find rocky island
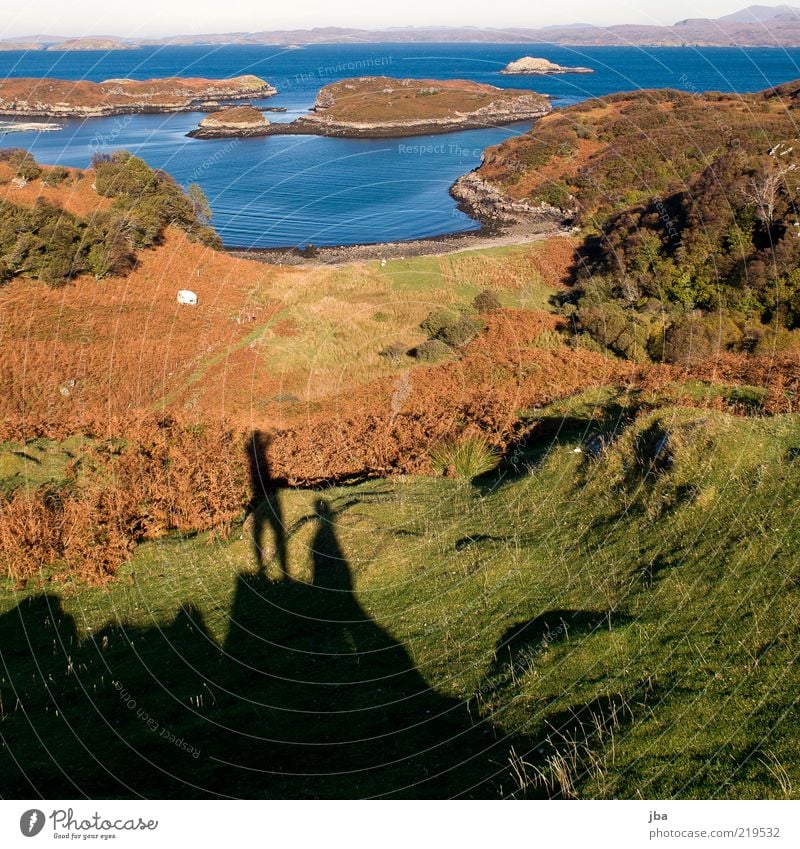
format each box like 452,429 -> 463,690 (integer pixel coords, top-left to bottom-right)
188,76 -> 550,139
0,120 -> 62,134
187,105 -> 272,138
501,57 -> 594,75
0,75 -> 277,119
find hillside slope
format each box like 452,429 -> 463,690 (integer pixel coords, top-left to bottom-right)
468,81 -> 800,362
1,393 -> 797,798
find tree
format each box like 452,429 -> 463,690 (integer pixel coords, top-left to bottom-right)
740,145 -> 797,226
187,183 -> 213,225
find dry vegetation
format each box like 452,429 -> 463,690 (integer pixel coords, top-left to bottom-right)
312,76 -> 549,123
4,139 -> 800,585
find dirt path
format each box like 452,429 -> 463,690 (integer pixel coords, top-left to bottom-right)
228,224 -> 573,267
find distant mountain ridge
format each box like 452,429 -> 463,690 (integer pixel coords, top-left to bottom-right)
716,3 -> 800,22
7,5 -> 800,50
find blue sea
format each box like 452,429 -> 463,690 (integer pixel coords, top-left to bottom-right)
1,43 -> 800,247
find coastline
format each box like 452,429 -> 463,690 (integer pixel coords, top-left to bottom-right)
188,111 -> 550,140
227,222 -> 573,267
0,97 -> 272,119
227,170 -> 573,265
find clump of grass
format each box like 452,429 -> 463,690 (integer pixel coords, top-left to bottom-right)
411,339 -> 451,363
429,435 -> 500,478
473,289 -> 502,313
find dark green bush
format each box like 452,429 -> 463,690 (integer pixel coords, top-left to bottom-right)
435,314 -> 485,348
92,151 -> 222,250
43,166 -> 70,187
577,300 -> 654,361
412,339 -> 451,362
532,180 -> 574,210
420,308 -> 460,336
0,148 -> 42,181
0,150 -> 220,285
473,289 -> 502,313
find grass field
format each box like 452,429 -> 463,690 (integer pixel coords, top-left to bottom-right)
1,391 -> 797,798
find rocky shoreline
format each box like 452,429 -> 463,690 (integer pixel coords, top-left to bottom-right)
187,105 -> 274,138
450,170 -> 571,229
228,168 -> 572,267
190,112 -> 549,139
0,120 -> 61,133
228,223 -> 571,266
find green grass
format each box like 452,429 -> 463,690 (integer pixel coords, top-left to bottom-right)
375,244 -> 554,309
1,397 -> 798,798
0,435 -> 92,497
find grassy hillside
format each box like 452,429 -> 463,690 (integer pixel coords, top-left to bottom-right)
475,83 -> 800,362
1,391 -> 797,798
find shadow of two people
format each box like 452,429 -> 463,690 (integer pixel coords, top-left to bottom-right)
0,431 -> 614,799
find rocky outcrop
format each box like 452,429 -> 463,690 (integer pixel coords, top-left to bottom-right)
189,77 -> 551,140
0,75 -> 277,119
187,105 -> 272,138
48,38 -> 134,51
501,56 -> 594,75
450,170 -> 571,230
0,120 -> 61,133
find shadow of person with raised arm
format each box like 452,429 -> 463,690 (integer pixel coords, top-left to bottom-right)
3,438 -> 588,800
245,430 -> 288,577
219,463 -> 534,797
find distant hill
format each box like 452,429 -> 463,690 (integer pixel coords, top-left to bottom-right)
717,3 -> 800,22
7,5 -> 800,48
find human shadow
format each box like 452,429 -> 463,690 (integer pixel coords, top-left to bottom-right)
245,430 -> 288,576
0,440 -> 635,799
220,489 -> 527,798
471,403 -> 633,495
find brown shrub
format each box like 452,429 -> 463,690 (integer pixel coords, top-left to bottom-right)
663,312 -> 743,365
473,289 -> 502,313
0,417 -> 250,584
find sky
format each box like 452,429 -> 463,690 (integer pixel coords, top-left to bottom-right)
0,0 -> 774,38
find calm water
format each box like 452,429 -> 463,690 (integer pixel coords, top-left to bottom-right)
2,43 -> 800,247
